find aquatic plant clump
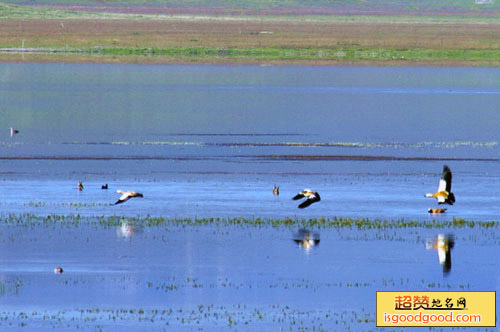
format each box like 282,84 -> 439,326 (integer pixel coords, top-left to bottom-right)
0,214 -> 498,230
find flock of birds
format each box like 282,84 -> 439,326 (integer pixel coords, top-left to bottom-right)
288,165 -> 456,274
9,128 -> 146,207
77,181 -> 145,206
10,127 -> 455,273
277,164 -> 455,211
10,126 -> 455,212
74,152 -> 458,271
77,164 -> 452,210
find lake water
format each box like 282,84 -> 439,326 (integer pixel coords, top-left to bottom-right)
0,64 -> 499,331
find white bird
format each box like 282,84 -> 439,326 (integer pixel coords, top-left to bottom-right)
114,190 -> 143,205
425,165 -> 455,205
10,127 -> 19,137
293,189 -> 321,209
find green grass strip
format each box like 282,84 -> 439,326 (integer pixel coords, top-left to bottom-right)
97,47 -> 500,62
1,214 -> 498,229
3,46 -> 500,64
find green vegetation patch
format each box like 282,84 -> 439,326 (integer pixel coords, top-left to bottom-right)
4,46 -> 500,64
0,3 -> 129,20
1,214 -> 498,230
94,47 -> 500,62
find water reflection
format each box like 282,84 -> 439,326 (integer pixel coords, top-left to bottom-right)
426,234 -> 455,276
293,228 -> 320,251
116,221 -> 143,239
428,208 -> 447,214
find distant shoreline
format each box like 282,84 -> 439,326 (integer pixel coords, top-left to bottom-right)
1,3 -> 500,66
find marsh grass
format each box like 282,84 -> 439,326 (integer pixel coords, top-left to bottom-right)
1,214 -> 498,230
0,305 -> 372,330
3,46 -> 500,65
96,46 -> 500,63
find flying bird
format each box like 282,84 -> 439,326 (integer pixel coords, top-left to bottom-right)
114,190 -> 143,205
293,228 -> 320,249
77,181 -> 84,191
293,189 -> 321,209
10,127 -> 19,137
426,234 -> 455,275
425,165 -> 455,205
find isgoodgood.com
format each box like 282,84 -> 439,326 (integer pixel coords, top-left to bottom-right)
384,311 -> 481,325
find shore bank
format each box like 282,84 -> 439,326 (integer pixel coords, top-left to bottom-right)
1,3 -> 500,65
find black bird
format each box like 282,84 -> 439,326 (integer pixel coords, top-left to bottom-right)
425,165 -> 455,205
101,184 -> 108,190
293,189 -> 321,209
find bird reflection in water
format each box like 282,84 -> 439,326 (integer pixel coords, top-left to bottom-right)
293,228 -> 320,251
116,220 -> 141,239
426,233 -> 455,276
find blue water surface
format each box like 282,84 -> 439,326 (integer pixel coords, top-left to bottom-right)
0,64 -> 499,331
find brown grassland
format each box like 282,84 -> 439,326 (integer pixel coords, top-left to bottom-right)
1,4 -> 500,65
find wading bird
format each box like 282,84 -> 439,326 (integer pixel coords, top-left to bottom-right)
273,185 -> 279,196
425,165 -> 455,205
293,189 -> 321,209
114,190 -> 143,205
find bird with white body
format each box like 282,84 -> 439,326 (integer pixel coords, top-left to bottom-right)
425,165 -> 455,205
293,189 -> 321,209
114,190 -> 144,205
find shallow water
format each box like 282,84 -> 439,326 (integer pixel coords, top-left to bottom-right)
1,64 -> 500,330
0,221 -> 498,331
